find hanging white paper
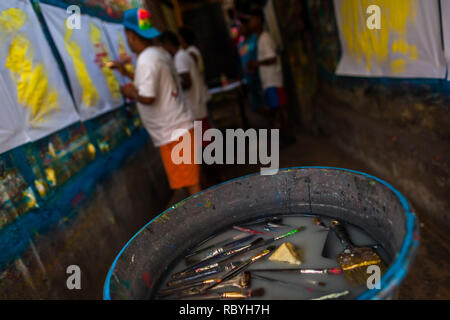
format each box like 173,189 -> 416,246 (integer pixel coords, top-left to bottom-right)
40,4 -> 124,120
441,0 -> 450,81
0,75 -> 28,154
102,21 -> 136,85
0,0 -> 80,152
333,0 -> 446,78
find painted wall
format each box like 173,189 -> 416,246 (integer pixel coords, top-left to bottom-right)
0,0 -> 173,299
274,0 -> 450,230
0,141 -> 171,299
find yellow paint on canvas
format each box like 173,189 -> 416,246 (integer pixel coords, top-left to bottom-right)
392,39 -> 418,60
340,0 -> 419,73
2,11 -> 60,124
118,32 -> 134,74
64,27 -> 99,107
5,36 -> 60,122
89,22 -> 120,100
390,59 -> 407,74
0,8 -> 26,32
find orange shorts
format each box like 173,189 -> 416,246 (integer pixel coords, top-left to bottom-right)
159,128 -> 200,190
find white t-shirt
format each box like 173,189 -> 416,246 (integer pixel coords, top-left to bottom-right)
134,47 -> 193,147
187,45 -> 211,104
175,49 -> 208,120
257,31 -> 283,89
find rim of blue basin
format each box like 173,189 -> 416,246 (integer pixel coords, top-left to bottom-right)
104,166 -> 419,300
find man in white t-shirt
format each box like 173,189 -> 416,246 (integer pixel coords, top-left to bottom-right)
178,28 -> 211,104
111,8 -> 201,196
247,9 -> 291,142
164,29 -> 213,150
161,31 -> 208,122
160,31 -> 223,186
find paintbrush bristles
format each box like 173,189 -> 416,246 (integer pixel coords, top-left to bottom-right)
159,271 -> 252,298
221,288 -> 264,299
240,271 -> 251,288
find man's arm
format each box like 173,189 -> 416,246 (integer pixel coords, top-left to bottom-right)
189,52 -> 199,66
121,83 -> 156,105
257,57 -> 277,66
247,56 -> 277,72
179,72 -> 192,90
175,52 -> 193,90
247,33 -> 278,71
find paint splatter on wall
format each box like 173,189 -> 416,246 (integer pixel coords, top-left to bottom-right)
0,154 -> 39,229
30,124 -> 96,189
89,21 -> 121,100
91,109 -> 130,154
333,0 -> 446,78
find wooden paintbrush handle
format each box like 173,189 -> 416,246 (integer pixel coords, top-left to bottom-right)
330,220 -> 354,249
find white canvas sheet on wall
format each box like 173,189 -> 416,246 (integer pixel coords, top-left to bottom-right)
40,3 -> 124,120
440,0 -> 450,81
0,0 -> 80,153
0,75 -> 28,154
102,21 -> 136,86
333,0 -> 446,78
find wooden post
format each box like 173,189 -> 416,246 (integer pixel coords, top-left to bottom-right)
172,0 -> 184,26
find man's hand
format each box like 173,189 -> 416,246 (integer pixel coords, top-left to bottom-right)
108,58 -> 134,79
108,60 -> 126,74
120,83 -> 138,100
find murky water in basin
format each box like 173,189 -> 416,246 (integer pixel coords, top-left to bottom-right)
156,214 -> 390,300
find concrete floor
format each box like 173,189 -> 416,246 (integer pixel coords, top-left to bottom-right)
168,129 -> 450,299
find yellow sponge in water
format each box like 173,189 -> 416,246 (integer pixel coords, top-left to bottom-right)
269,242 -> 302,265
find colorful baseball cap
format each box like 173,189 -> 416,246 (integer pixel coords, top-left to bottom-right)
123,8 -> 161,40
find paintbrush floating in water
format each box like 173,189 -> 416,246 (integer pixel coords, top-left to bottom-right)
158,271 -> 251,298
233,225 -> 269,235
185,234 -> 256,265
201,246 -> 276,293
263,222 -> 290,232
167,260 -> 242,286
251,273 -> 325,291
328,219 -> 386,285
179,288 -> 265,300
172,237 -> 264,279
249,267 -> 342,275
174,226 -> 304,279
184,233 -> 253,260
310,290 -> 349,300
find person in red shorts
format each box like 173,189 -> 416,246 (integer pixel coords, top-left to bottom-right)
160,31 -> 223,186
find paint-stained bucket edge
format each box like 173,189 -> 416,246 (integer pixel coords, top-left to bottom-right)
103,166 -> 419,300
